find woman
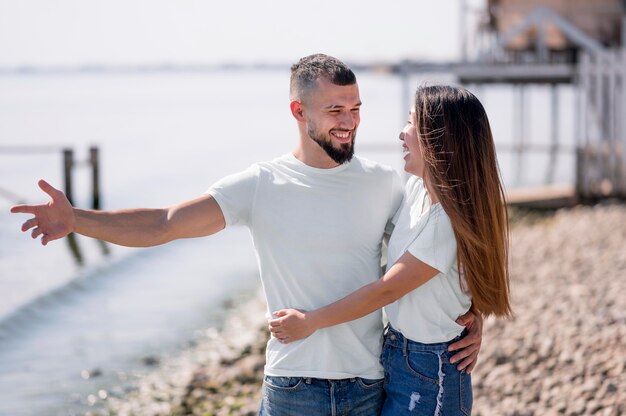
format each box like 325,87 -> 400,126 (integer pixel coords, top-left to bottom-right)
268,85 -> 511,415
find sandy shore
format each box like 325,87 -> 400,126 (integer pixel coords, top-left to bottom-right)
101,203 -> 626,416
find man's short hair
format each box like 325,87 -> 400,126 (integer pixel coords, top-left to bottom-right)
289,54 -> 356,103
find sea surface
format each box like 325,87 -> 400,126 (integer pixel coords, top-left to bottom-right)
0,69 -> 576,415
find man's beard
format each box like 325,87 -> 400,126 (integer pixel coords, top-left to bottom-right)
308,125 -> 355,165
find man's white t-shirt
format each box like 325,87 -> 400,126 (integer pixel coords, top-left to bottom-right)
207,153 -> 403,379
384,176 -> 472,343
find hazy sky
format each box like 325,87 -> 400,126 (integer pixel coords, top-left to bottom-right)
0,0 -> 481,66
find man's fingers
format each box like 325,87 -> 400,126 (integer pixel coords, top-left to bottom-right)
466,357 -> 478,374
456,351 -> 479,373
448,334 -> 478,351
456,313 -> 474,326
21,218 -> 38,232
11,180 -> 62,215
449,343 -> 479,364
31,227 -> 44,239
10,205 -> 38,215
38,179 -> 60,199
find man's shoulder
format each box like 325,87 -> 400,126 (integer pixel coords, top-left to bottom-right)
351,156 -> 396,176
253,153 -> 292,171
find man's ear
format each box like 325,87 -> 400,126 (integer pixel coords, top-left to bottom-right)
290,100 -> 305,121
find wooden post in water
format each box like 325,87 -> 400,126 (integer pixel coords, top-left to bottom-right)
89,146 -> 110,256
63,147 -> 83,263
90,146 -> 101,210
63,148 -> 74,205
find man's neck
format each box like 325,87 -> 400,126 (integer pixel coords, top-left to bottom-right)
292,144 -> 341,169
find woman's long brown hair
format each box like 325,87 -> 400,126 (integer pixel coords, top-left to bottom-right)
415,85 -> 511,317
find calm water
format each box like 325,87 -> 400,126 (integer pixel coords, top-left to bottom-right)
0,70 -> 576,415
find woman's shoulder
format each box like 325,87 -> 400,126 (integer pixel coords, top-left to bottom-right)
405,175 -> 424,192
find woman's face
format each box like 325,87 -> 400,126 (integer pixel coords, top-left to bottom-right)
399,109 -> 425,177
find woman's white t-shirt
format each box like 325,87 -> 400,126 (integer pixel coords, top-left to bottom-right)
384,176 -> 472,343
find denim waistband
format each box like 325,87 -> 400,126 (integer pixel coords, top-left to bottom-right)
265,376 -> 380,385
383,325 -> 464,353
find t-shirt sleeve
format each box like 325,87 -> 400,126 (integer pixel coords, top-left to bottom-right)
407,207 -> 457,274
205,164 -> 260,227
385,170 -> 406,236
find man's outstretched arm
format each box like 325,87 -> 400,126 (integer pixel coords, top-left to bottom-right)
10,179 -> 225,247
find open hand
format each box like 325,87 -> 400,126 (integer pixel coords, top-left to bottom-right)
10,179 -> 75,245
448,310 -> 483,374
268,309 -> 316,343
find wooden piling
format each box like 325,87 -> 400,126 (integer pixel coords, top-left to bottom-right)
90,146 -> 101,210
63,148 -> 74,205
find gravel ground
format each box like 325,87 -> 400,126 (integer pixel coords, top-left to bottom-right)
473,203 -> 625,415
100,203 -> 626,416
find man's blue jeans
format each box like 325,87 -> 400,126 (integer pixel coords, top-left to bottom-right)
259,375 -> 384,415
381,326 -> 473,415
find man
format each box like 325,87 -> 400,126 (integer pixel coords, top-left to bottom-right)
11,54 -> 481,415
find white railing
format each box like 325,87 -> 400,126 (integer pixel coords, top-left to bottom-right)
577,49 -> 626,198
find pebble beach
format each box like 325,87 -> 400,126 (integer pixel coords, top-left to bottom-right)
101,203 -> 626,416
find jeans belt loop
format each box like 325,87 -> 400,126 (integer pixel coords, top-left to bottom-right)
402,335 -> 408,357
304,377 -> 312,384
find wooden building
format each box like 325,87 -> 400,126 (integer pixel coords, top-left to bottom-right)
478,0 -> 625,65
479,0 -> 626,199
487,0 -> 625,51
395,1 -> 626,201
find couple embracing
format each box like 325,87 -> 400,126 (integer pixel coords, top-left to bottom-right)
12,54 -> 510,415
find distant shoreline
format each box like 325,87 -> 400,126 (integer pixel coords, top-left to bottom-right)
0,63 -> 292,76
0,60 -> 460,77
